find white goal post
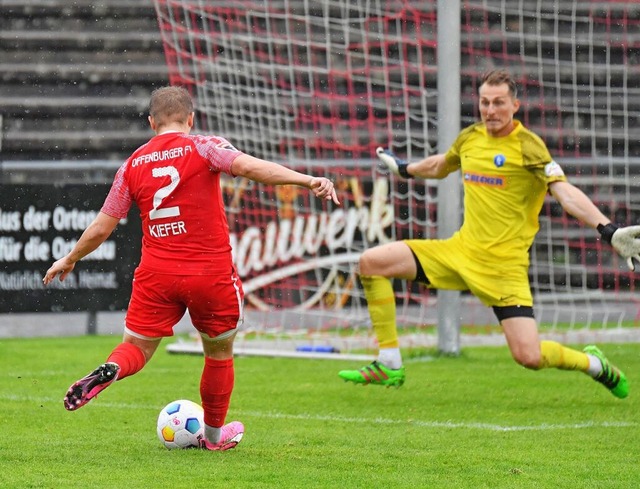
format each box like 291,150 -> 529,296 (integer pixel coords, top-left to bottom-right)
154,0 -> 640,358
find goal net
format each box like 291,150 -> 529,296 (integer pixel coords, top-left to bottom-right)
154,0 -> 640,357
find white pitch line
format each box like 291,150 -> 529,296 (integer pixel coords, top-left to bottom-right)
234,410 -> 636,432
4,394 -> 635,432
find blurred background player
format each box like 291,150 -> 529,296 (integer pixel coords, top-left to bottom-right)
43,86 -> 340,451
338,69 -> 638,399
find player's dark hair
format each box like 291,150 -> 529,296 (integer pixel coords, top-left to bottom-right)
480,69 -> 518,99
149,86 -> 194,126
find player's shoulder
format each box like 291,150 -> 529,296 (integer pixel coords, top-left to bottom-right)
514,122 -> 548,149
184,133 -> 240,153
460,121 -> 483,138
453,122 -> 483,146
513,122 -> 553,166
184,132 -> 229,145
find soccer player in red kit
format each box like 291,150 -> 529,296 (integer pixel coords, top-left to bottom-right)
43,86 -> 340,451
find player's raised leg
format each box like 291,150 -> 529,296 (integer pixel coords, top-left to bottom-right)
338,242 -> 415,387
64,363 -> 120,411
64,334 -> 156,410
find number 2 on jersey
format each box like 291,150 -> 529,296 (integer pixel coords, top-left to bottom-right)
149,166 -> 180,220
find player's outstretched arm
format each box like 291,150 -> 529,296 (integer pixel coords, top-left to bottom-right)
43,212 -> 120,284
550,181 -> 640,271
375,147 -> 455,179
230,154 -> 340,205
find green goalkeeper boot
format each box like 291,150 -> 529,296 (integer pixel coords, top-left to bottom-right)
338,361 -> 405,387
583,345 -> 629,399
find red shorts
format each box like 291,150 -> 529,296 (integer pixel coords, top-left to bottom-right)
125,267 -> 244,339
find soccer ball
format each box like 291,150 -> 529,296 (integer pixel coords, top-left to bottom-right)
157,399 -> 205,449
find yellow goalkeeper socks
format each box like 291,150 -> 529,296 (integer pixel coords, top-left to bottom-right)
360,275 -> 399,349
539,340 -> 589,372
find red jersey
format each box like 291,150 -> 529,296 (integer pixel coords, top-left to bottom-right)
101,131 -> 243,274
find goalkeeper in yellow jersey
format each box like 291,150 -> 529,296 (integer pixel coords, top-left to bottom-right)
339,69 -> 639,398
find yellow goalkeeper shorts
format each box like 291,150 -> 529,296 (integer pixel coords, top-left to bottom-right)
405,234 -> 533,308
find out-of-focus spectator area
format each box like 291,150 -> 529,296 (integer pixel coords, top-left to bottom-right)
1,1 -> 168,161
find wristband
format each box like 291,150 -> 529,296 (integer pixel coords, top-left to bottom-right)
397,164 -> 413,179
597,223 -> 618,245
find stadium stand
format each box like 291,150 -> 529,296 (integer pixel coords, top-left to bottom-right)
0,0 -> 169,161
1,1 -> 638,162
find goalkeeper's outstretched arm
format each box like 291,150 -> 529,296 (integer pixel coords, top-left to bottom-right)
550,180 -> 640,271
375,147 -> 457,179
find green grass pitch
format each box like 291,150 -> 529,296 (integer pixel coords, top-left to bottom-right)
2,335 -> 638,488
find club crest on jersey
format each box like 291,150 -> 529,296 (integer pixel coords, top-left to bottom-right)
493,154 -> 506,167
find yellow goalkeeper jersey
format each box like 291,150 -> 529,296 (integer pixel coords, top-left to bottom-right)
444,120 -> 567,267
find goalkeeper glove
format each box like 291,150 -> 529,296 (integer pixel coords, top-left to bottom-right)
376,147 -> 412,179
598,223 -> 640,271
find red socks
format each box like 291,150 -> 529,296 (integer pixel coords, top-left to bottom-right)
200,357 -> 235,428
106,342 -> 147,380
106,344 -> 234,428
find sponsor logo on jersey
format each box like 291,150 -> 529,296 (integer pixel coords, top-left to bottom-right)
216,141 -> 239,152
131,146 -> 191,167
463,171 -> 506,188
544,160 -> 565,177
494,154 -> 506,167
